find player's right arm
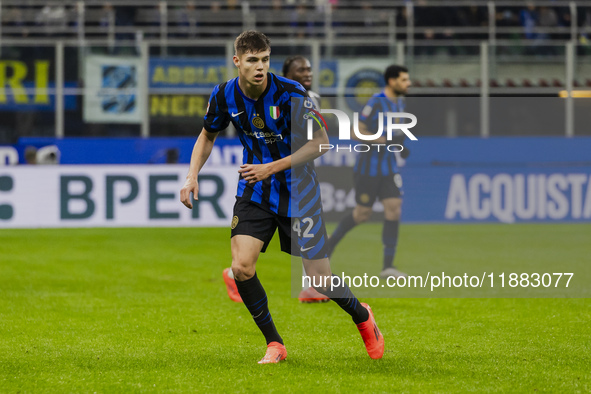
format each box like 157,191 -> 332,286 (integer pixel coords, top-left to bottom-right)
180,84 -> 229,209
180,128 -> 218,209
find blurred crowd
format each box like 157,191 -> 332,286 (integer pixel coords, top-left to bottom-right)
2,1 -> 590,44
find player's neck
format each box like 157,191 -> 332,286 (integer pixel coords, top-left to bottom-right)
384,86 -> 400,99
238,75 -> 268,100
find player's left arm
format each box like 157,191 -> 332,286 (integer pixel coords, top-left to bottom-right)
239,127 -> 327,184
391,134 -> 410,158
357,97 -> 410,158
354,96 -> 388,144
240,89 -> 327,184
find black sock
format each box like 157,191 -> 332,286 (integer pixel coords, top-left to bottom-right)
382,220 -> 399,270
235,273 -> 283,345
317,275 -> 369,324
327,212 -> 357,255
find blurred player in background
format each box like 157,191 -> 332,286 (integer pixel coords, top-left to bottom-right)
223,55 -> 329,304
181,31 -> 383,363
326,65 -> 411,279
282,55 -> 320,108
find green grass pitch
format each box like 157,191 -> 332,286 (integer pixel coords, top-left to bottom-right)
1,224 -> 590,392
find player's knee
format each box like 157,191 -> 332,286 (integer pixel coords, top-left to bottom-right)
384,200 -> 402,221
354,208 -> 371,223
231,260 -> 255,281
385,207 -> 401,221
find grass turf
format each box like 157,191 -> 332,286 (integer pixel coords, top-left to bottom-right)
1,225 -> 590,393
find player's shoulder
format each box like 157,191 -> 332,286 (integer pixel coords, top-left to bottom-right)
211,78 -> 236,97
208,78 -> 238,116
360,91 -> 385,117
372,91 -> 387,100
307,90 -> 321,108
308,90 -> 321,100
272,73 -> 308,97
364,91 -> 386,108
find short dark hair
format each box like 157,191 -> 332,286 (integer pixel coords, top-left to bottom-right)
384,65 -> 408,84
234,30 -> 271,56
282,55 -> 307,77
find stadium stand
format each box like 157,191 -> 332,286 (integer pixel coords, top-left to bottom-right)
0,1 -> 589,44
0,1 -> 589,142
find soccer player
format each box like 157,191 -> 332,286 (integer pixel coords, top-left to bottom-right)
223,55 -> 329,304
180,31 -> 383,364
326,65 -> 411,279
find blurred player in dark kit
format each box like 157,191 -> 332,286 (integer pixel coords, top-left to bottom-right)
327,65 -> 412,279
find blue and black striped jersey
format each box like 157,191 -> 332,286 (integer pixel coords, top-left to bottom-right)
354,91 -> 406,177
204,72 -> 322,218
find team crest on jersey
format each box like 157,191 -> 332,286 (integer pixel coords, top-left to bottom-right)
231,215 -> 239,229
252,116 -> 265,129
269,106 -> 280,119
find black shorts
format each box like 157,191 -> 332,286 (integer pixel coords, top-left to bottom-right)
230,197 -> 329,260
354,173 -> 403,207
